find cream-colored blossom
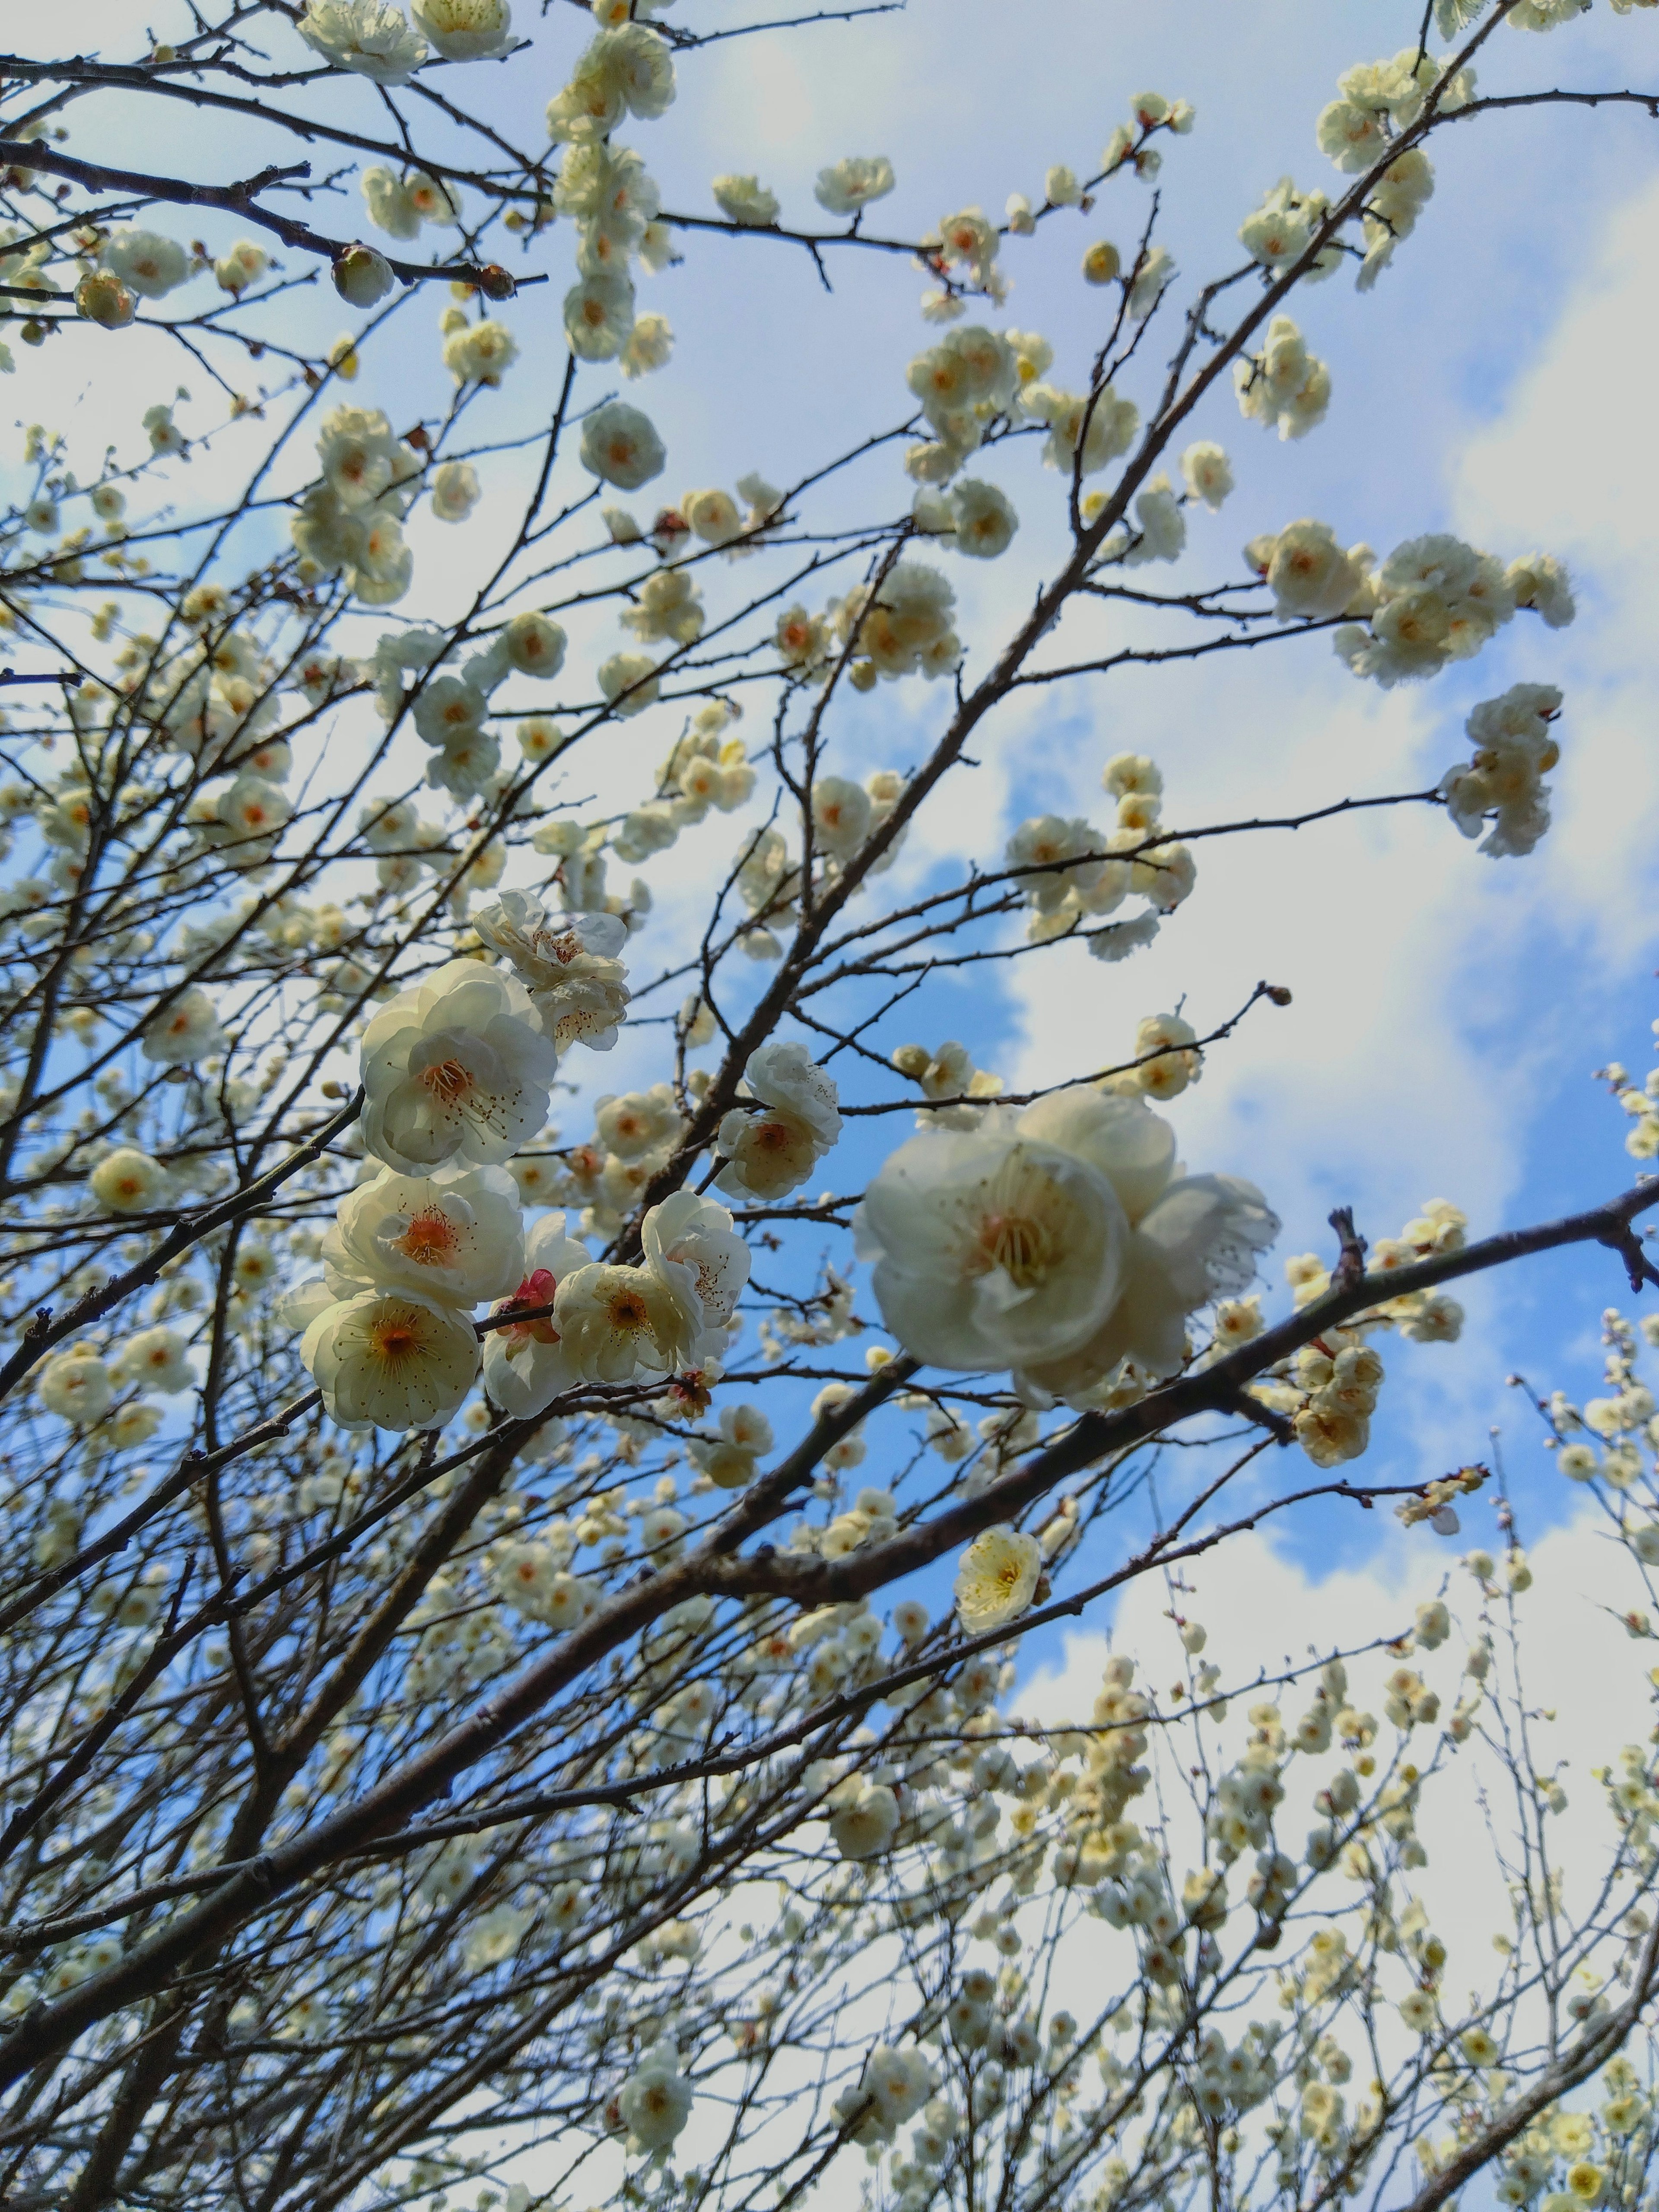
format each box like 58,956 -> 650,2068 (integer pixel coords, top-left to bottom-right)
360,960 -> 559,1173
300,1288 -> 479,1431
955,1525 -> 1042,1632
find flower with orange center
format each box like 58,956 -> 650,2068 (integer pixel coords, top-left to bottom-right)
141,985 -> 228,1066
554,1258 -> 700,1384
361,959 -> 558,1174
411,674 -> 487,749
90,1147 -> 168,1214
953,1524 -> 1041,1633
321,1161 -> 523,1309
714,1106 -> 820,1202
301,1287 -> 479,1431
577,398 -> 665,493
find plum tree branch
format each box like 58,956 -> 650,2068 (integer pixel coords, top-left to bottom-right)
4,1178 -> 1656,2079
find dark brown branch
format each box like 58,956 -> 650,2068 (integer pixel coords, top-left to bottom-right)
0,140 -> 530,293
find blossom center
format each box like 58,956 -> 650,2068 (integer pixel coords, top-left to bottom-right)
973,1209 -> 1054,1290
369,1316 -> 423,1367
394,1207 -> 462,1265
421,1056 -> 474,1108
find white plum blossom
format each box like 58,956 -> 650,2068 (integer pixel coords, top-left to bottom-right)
716,1042 -> 841,1201
837,561 -> 963,680
430,462 -> 480,521
318,1162 -> 525,1308
1023,382 -> 1139,477
110,1326 -> 196,1395
76,270 -> 137,328
1333,530 -> 1548,687
299,1288 -> 480,1431
830,1783 -> 901,1862
564,269 -> 636,360
333,244 -> 396,308
1127,243 -> 1176,318
810,776 -> 871,861
442,318 -> 519,387
473,892 -> 631,1053
38,1345 -> 114,1424
859,1090 -> 1275,1401
360,960 -> 559,1173
141,987 -> 228,1065
712,174 -> 779,226
101,229 -> 189,300
546,24 -> 676,143
298,0 -> 428,80
815,156 -> 895,215
1181,441 -> 1233,509
89,1148 -> 169,1213
617,2039 -> 693,2153
1014,1090 -> 1279,1403
642,1190 -> 750,1362
1247,519 -> 1372,621
1439,683 -> 1563,858
1507,551 -> 1576,628
855,1112 -> 1128,1373
687,1402 -> 773,1488
554,1259 -> 700,1381
597,651 -> 660,716
410,0 -> 512,60
954,1525 -> 1042,1632
948,479 -> 1019,559
1235,316 -> 1330,440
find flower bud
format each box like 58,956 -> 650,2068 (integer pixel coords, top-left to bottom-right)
76,270 -> 137,329
476,262 -> 516,301
332,243 -> 395,308
1082,240 -> 1121,286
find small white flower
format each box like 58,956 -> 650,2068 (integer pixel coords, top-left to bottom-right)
580,400 -> 666,491
855,1116 -> 1127,1373
954,1525 -> 1041,1633
715,1044 -> 840,1201
101,228 -> 190,300
411,0 -> 512,60
89,1147 -> 168,1214
332,243 -> 396,308
430,461 -> 480,521
597,651 -> 660,716
298,0 -> 428,82
110,1326 -> 194,1395
554,1260 -> 700,1382
617,2044 -> 693,2152
38,1344 -> 114,1424
712,173 -> 779,226
141,987 -> 227,1066
642,1189 -> 750,1361
830,1783 -> 900,1861
814,156 -> 895,216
